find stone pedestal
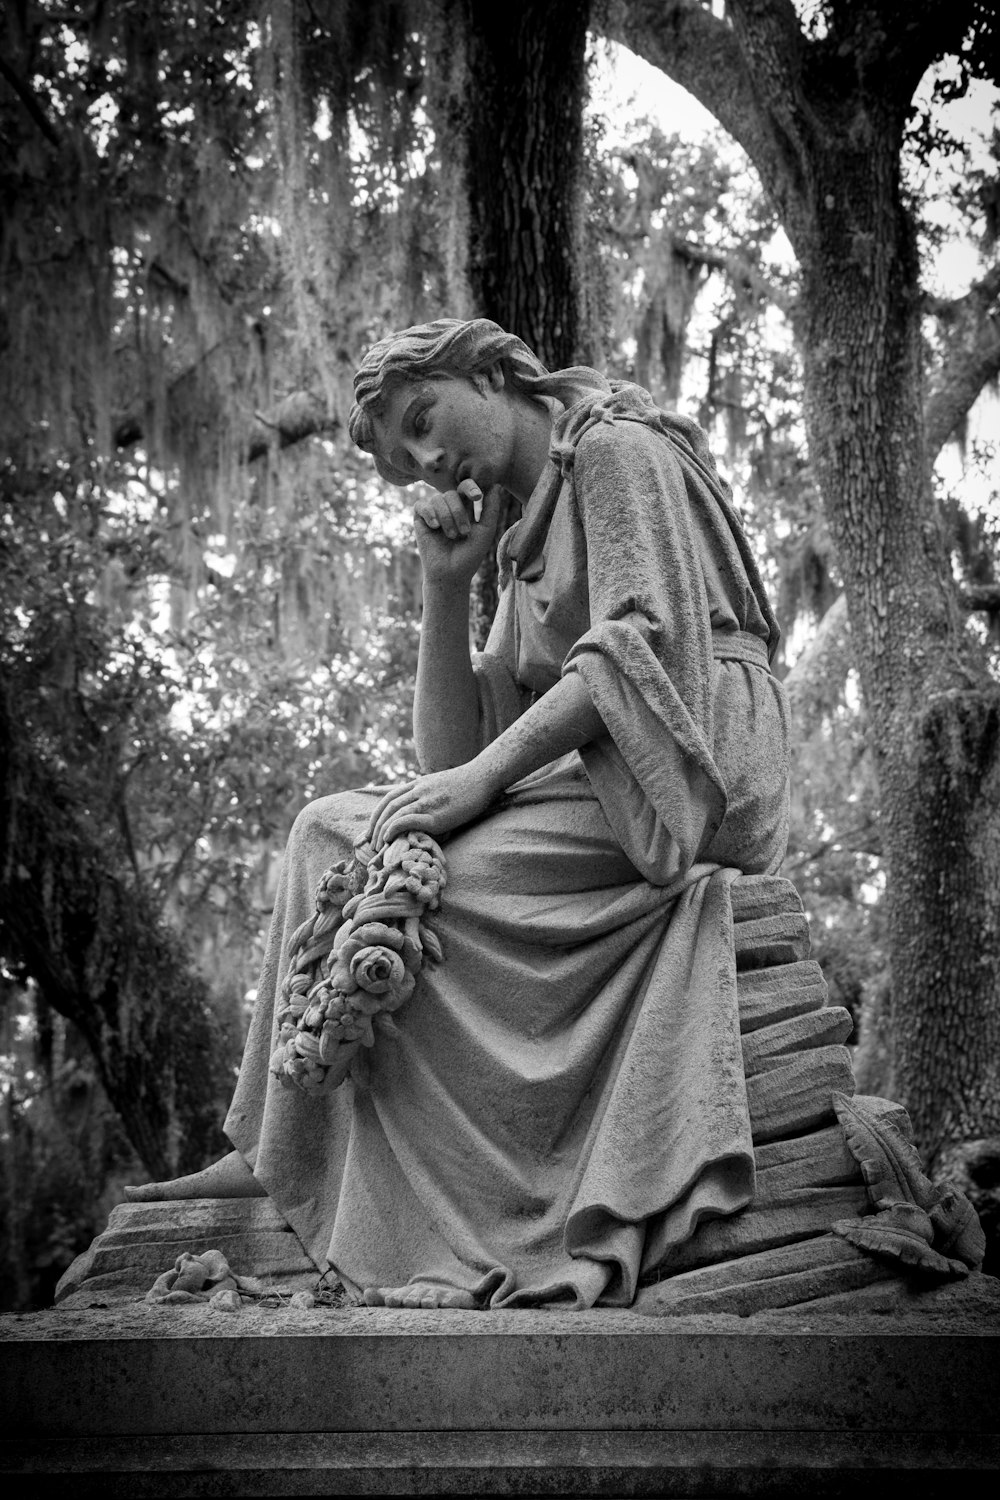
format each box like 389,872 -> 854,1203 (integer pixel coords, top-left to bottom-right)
2,1296 -> 999,1495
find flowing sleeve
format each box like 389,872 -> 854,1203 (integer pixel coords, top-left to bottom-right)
562,417 -> 729,884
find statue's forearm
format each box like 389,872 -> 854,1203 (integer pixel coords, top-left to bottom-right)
473,671 -> 605,798
413,577 -> 481,771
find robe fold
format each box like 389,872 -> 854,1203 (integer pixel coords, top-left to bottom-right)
225,381 -> 790,1307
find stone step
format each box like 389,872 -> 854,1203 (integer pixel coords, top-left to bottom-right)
752,1124 -> 863,1204
55,1198 -> 315,1308
730,874 -> 803,924
4,1422 -> 999,1496
656,1184 -> 872,1275
747,1045 -> 856,1142
3,1304 -> 997,1442
734,910 -> 812,970
637,1234 -> 897,1316
4,1423 -> 997,1496
737,959 -> 828,1031
85,1230 -> 314,1281
742,1006 -> 854,1075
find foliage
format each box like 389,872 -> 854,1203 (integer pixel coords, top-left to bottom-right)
0,972 -> 143,1312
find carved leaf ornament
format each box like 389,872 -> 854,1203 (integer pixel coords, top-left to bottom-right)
270,833 -> 447,1092
831,1093 -> 986,1277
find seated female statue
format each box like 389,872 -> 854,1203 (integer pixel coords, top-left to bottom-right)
127,318 -> 790,1310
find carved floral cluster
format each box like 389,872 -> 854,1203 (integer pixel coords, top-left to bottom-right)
269,833 -> 446,1094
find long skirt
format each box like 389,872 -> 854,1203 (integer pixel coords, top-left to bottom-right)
225,750 -> 782,1308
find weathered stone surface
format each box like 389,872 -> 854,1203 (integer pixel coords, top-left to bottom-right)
55,1199 -> 316,1309
753,1125 -> 863,1205
734,910 -> 812,969
655,1184 -> 872,1275
747,1045 -> 856,1142
729,873 -> 803,924
742,1006 -> 854,1074
737,959 -> 828,1031
5,1284 -> 998,1491
830,1093 -> 986,1276
853,1092 -> 913,1140
4,1426 -> 999,1497
772,1269 -> 1000,1321
637,1233 -> 897,1316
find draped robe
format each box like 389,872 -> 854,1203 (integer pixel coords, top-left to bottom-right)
226,382 -> 790,1308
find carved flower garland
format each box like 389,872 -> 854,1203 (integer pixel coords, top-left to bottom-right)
269,832 -> 446,1094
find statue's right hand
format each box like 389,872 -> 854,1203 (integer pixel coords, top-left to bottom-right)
414,481 -> 504,584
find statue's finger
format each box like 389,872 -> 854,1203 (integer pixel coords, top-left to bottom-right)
366,784 -> 418,844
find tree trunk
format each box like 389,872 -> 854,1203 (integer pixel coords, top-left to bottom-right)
446,0 -> 594,640
459,0 -> 592,367
791,102 -> 1000,1163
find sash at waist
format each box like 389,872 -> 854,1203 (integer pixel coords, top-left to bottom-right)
711,630 -> 770,669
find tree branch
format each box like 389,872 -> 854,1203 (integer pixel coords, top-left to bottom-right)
246,392 -> 337,462
783,591 -> 852,726
924,264 -> 1000,460
114,390 -> 336,460
607,1 -> 795,217
849,0 -> 983,105
671,236 -> 796,313
960,583 -> 1000,614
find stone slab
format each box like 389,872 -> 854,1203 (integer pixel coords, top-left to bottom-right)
747,1046 -> 856,1142
753,1125 -> 862,1204
730,874 -> 803,924
735,911 -> 812,969
742,1007 -> 854,1075
3,1428 -> 999,1496
658,1185 -> 872,1274
55,1198 -> 316,1308
2,1306 -> 998,1436
737,960 -> 828,1031
637,1235 -> 898,1316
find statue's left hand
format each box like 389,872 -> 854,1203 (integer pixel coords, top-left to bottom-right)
366,763 -> 499,849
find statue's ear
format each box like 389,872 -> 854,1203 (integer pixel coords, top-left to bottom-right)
472,364 -> 504,395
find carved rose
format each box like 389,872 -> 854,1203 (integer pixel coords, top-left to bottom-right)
350,944 -> 406,994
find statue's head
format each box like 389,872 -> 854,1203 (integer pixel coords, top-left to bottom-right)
349,318 -> 549,484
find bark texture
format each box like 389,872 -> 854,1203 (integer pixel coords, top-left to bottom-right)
442,0 -> 594,640
459,0 -> 592,368
613,0 -> 1000,1159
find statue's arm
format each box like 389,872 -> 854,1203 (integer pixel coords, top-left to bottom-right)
413,572 -> 482,771
473,671 -> 605,795
367,669 -> 607,850
412,484 -> 509,772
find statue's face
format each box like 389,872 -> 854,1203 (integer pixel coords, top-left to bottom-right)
370,371 -> 516,495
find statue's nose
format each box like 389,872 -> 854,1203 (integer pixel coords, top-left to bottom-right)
413,442 -> 445,477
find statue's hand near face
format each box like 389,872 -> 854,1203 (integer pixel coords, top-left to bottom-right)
414,479 -> 505,588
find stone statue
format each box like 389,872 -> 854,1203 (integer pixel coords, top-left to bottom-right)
106,319 -> 981,1314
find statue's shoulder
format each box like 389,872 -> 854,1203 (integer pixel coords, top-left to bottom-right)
565,389 -> 682,486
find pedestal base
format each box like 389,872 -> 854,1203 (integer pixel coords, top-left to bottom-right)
2,1292 -> 998,1496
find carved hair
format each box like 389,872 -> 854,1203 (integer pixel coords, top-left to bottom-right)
348,317 -> 604,484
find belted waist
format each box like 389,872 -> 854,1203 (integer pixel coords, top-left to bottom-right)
711,629 -> 770,669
